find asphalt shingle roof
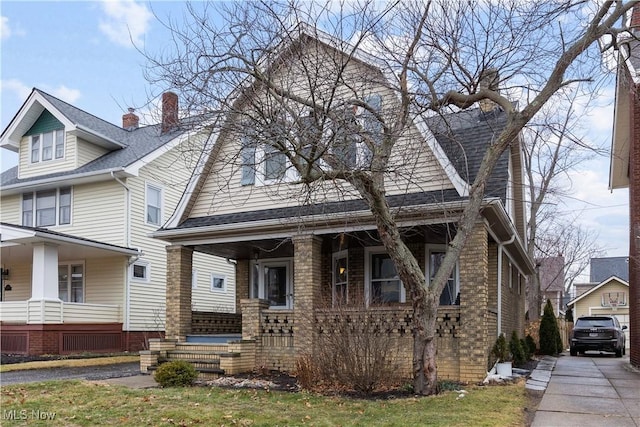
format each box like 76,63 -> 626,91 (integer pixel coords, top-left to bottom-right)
1,89 -> 186,187
173,106 -> 511,230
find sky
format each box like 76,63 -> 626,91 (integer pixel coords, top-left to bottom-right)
0,1 -> 631,273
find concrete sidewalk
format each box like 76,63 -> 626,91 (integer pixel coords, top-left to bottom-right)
531,353 -> 640,427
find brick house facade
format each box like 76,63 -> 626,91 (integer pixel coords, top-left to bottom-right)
144,28 -> 534,383
610,5 -> 640,368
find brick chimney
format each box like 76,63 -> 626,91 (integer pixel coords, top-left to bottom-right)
631,3 -> 640,30
122,108 -> 139,131
479,68 -> 500,113
161,92 -> 179,133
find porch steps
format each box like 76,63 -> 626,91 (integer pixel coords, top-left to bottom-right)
155,342 -> 235,380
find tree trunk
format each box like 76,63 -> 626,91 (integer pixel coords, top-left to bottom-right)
412,293 -> 438,395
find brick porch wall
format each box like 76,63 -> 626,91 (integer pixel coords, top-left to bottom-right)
292,235 -> 323,355
629,71 -> 640,367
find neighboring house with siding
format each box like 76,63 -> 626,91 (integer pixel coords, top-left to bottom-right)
538,256 -> 565,316
609,4 -> 640,367
0,89 -> 235,355
141,28 -> 535,383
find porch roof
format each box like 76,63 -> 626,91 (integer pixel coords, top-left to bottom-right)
0,222 -> 141,261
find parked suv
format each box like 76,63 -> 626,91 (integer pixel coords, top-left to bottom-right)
570,315 -> 627,357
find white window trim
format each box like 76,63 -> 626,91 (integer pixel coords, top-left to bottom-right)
29,129 -> 65,164
425,244 -> 460,305
58,261 -> 85,303
130,260 -> 151,283
211,273 -> 227,292
364,246 -> 405,306
21,187 -> 73,228
192,269 -> 198,289
249,258 -> 293,309
253,145 -> 298,186
145,182 -> 164,226
332,250 -> 348,306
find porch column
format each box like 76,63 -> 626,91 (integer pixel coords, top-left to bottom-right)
235,259 -> 250,314
30,242 -> 59,301
165,245 -> 193,341
458,222 -> 489,382
292,234 -> 323,356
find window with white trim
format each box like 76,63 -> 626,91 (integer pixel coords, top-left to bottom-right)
146,183 -> 162,226
426,245 -> 460,306
366,248 -> 404,304
332,251 -> 348,305
131,261 -> 150,282
58,263 -> 84,303
30,129 -> 65,163
211,274 -> 227,292
22,187 -> 72,227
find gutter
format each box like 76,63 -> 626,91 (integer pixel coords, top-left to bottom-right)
497,233 -> 516,337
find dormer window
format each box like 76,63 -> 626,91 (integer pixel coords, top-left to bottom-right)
30,129 -> 65,163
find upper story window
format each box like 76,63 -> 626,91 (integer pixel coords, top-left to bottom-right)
146,183 -> 163,226
22,187 -> 72,227
30,129 -> 65,163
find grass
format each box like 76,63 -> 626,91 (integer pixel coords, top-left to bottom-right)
0,379 -> 527,426
0,355 -> 139,373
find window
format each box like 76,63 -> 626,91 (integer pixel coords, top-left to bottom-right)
427,246 -> 460,306
211,274 -> 227,292
367,249 -> 404,304
22,188 -> 72,227
146,184 -> 162,225
30,129 -> 65,163
250,260 -> 293,309
58,263 -> 84,303
264,144 -> 287,181
332,251 -> 348,305
131,261 -> 150,282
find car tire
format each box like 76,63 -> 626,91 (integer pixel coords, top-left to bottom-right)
615,348 -> 623,358
570,347 -> 577,356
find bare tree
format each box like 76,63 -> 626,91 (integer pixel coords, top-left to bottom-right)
144,0 -> 635,395
522,89 -> 607,319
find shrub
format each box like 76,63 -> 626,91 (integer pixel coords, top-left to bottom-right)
154,360 -> 198,387
520,338 -> 531,362
525,334 -> 537,356
491,333 -> 510,363
509,331 -> 526,367
539,299 -> 562,355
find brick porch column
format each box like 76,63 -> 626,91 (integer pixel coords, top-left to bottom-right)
458,222 -> 489,382
165,245 -> 193,341
292,234 -> 323,356
235,259 -> 250,314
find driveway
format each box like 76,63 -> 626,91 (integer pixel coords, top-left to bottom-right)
532,353 -> 640,427
0,362 -> 140,385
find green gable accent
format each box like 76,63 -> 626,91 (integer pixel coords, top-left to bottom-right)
24,110 -> 64,136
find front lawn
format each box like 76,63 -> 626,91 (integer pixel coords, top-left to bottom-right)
1,380 -> 526,426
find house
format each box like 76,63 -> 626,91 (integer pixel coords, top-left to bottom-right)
590,256 -> 629,283
140,28 -> 535,383
0,89 -> 236,355
609,4 -> 640,367
567,276 -> 631,350
538,256 -> 565,316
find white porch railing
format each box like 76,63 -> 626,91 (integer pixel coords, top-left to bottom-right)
0,301 -> 121,324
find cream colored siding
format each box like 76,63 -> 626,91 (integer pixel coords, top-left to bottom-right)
191,252 -> 237,312
189,45 -> 453,219
76,137 -> 110,168
62,180 -> 127,246
0,263 -> 32,301
18,133 -> 77,179
127,139 -> 236,330
0,194 -> 21,224
573,281 -> 630,318
84,257 -> 126,308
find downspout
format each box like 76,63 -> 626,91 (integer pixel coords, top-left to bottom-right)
497,234 -> 516,337
111,171 -> 133,331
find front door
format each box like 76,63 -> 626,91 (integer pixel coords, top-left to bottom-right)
251,260 -> 293,309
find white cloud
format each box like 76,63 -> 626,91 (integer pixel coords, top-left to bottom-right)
1,78 -> 32,100
98,0 -> 153,48
48,85 -> 82,104
1,16 -> 11,40
1,79 -> 81,105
